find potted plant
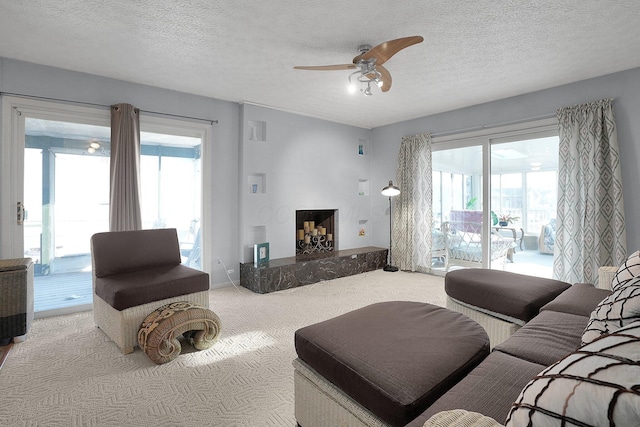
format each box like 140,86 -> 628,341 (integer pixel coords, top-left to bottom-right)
498,213 -> 519,227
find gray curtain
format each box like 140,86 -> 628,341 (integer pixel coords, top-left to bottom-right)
392,132 -> 433,272
109,103 -> 142,231
554,98 -> 626,283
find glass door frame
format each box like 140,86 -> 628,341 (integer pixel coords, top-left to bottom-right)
1,96 -> 111,259
431,118 -> 558,269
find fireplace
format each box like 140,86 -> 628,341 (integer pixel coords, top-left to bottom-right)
295,209 -> 337,257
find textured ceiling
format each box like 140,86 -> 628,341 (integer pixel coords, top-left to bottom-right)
1,1 -> 640,129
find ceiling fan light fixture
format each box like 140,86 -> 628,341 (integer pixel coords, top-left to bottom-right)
347,74 -> 358,94
294,36 -> 423,97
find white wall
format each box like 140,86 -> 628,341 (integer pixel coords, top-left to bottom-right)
239,103 -> 373,261
371,67 -> 640,252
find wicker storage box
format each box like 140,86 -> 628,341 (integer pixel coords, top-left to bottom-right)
0,258 -> 34,342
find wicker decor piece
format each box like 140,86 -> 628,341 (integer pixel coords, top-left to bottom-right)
0,258 -> 34,343
293,358 -> 391,427
446,297 -> 522,348
93,290 -> 209,354
138,301 -> 221,364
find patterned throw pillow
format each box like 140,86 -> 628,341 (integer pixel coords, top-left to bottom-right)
611,250 -> 640,291
506,321 -> 640,427
582,275 -> 640,344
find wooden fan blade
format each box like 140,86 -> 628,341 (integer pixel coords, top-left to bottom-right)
366,65 -> 392,92
293,64 -> 356,71
377,65 -> 392,92
359,35 -> 423,66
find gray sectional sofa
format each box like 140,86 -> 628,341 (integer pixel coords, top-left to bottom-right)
407,281 -> 610,426
414,254 -> 640,426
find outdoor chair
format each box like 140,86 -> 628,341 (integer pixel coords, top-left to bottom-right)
443,210 -> 515,271
539,219 -> 556,254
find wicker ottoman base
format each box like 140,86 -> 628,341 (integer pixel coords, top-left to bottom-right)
137,302 -> 222,364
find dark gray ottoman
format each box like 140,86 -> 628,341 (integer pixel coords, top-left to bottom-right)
444,269 -> 571,347
294,301 -> 490,427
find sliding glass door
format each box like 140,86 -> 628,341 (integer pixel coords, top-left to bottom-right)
432,145 -> 484,270
139,130 -> 203,269
23,117 -> 111,315
431,120 -> 559,277
490,136 -> 559,277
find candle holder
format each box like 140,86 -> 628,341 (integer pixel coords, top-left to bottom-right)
296,232 -> 333,255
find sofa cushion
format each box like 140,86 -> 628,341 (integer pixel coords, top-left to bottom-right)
445,269 -> 571,323
611,249 -> 640,290
506,320 -> 640,427
493,310 -> 588,366
406,351 -> 546,427
582,275 -> 640,344
94,264 -> 210,310
540,283 -> 611,317
294,302 -> 489,427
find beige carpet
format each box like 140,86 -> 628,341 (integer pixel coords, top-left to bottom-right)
0,270 -> 445,426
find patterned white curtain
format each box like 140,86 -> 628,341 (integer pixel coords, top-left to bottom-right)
554,98 -> 626,283
109,103 -> 142,231
392,132 -> 432,272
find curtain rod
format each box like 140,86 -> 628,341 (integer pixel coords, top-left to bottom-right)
429,112 -> 556,138
0,91 -> 219,124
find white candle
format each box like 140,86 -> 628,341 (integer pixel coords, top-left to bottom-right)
327,233 -> 333,241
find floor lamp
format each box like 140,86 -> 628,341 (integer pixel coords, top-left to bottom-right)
381,180 -> 400,272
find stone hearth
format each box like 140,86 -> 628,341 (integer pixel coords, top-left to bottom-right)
240,247 -> 387,294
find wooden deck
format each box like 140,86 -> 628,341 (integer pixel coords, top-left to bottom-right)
34,271 -> 93,318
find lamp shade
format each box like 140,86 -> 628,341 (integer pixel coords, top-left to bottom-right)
381,180 -> 400,197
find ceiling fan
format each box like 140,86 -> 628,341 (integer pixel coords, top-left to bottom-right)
294,35 -> 424,96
